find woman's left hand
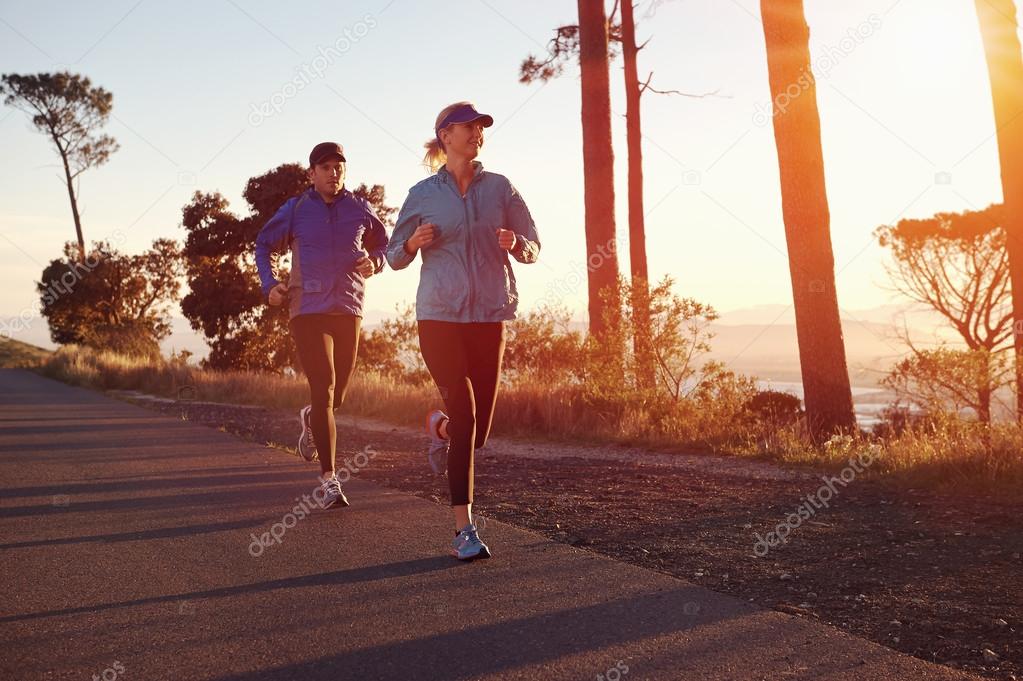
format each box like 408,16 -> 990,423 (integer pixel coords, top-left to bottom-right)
355,252 -> 375,278
496,228 -> 517,251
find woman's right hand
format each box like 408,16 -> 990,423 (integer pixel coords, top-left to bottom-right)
404,222 -> 437,254
268,282 -> 288,306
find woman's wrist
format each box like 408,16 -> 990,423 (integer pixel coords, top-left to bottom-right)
403,238 -> 416,255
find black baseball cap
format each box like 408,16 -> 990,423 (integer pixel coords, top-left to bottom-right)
435,103 -> 494,136
309,142 -> 346,166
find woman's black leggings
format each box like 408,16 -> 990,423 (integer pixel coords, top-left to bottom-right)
290,314 -> 361,476
418,320 -> 506,507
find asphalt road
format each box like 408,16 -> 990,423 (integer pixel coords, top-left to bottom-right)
0,369 -> 980,680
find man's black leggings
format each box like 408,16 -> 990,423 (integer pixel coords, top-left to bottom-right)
417,320 -> 506,507
290,314 -> 361,476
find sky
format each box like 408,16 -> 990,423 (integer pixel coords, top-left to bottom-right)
1,0 -> 1020,351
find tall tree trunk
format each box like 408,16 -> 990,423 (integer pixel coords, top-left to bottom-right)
973,0 -> 1023,422
760,0 -> 856,440
577,0 -> 621,341
58,150 -> 86,262
620,0 -> 654,387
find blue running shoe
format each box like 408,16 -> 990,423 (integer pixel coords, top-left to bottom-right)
426,409 -> 449,476
297,405 -> 318,462
451,523 -> 491,561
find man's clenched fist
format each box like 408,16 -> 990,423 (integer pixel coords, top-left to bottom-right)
268,282 -> 288,306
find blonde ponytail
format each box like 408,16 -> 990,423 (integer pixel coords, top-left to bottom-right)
424,100 -> 475,172
423,137 -> 446,172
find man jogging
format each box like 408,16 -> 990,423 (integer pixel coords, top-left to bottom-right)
255,142 -> 389,509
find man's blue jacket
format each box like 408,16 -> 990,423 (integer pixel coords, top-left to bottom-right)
255,187 -> 389,319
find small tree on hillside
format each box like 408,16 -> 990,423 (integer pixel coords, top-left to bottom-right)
1,72 -> 119,261
37,239 -> 183,357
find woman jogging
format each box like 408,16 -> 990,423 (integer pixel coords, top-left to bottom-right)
386,102 -> 540,560
256,141 -> 389,509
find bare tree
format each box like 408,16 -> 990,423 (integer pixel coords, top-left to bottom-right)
760,0 -> 855,439
876,204 -> 1014,422
1,72 -> 119,261
876,205 -> 1013,353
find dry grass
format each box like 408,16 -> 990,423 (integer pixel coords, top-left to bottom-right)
0,338 -> 51,368
744,419 -> 1023,497
35,346 -> 1023,500
871,419 -> 1023,493
37,344 -> 435,415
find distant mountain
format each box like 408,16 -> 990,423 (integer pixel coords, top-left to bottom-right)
716,302 -> 955,334
709,303 -> 964,387
707,320 -> 908,388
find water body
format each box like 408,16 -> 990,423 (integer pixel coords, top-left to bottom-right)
756,380 -> 894,429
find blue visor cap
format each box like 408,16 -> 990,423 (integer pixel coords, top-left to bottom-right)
436,104 -> 494,136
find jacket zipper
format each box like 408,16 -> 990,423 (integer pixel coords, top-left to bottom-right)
463,191 -> 474,322
445,172 -> 482,323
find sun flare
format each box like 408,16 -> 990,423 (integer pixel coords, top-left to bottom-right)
893,3 -> 987,88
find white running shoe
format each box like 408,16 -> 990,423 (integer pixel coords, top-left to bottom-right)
298,405 -> 318,462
